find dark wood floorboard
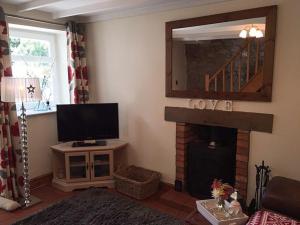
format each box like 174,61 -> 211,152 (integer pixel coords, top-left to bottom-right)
0,184 -> 196,225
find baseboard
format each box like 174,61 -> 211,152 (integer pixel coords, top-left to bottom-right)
29,175 -> 173,191
160,181 -> 174,188
30,173 -> 53,190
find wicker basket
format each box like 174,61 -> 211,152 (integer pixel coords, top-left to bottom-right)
114,165 -> 161,200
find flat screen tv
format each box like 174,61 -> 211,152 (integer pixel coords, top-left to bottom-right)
56,103 -> 119,142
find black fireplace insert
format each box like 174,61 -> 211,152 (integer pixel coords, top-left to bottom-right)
186,126 -> 237,198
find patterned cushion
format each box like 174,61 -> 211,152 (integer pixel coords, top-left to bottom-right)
0,196 -> 21,211
247,210 -> 300,225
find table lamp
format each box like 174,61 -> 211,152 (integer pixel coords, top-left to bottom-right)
1,77 -> 42,207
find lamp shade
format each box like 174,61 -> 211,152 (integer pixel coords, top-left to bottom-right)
255,29 -> 264,38
1,77 -> 42,103
239,29 -> 247,38
249,27 -> 257,37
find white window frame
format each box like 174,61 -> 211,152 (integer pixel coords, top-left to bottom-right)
8,25 -> 69,116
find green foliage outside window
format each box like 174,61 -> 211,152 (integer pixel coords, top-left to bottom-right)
9,36 -> 54,111
9,37 -> 50,57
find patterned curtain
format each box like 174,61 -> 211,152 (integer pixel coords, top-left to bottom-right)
0,7 -> 23,201
66,21 -> 89,104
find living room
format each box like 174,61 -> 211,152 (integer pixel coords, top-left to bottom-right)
0,0 -> 299,224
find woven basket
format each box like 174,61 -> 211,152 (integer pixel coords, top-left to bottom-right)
114,165 -> 161,200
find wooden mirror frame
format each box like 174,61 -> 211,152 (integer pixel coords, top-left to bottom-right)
165,6 -> 277,101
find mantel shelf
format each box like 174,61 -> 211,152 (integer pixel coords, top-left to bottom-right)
165,107 -> 273,133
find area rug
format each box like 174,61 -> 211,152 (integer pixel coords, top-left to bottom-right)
13,188 -> 183,225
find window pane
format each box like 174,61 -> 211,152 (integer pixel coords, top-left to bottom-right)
10,37 -> 51,57
8,26 -> 69,114
11,59 -> 54,110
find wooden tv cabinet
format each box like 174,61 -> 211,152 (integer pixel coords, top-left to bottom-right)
51,140 -> 127,192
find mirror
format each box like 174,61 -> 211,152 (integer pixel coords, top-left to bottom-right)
166,6 -> 277,101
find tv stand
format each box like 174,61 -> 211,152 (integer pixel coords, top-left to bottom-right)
72,140 -> 107,147
51,140 -> 128,192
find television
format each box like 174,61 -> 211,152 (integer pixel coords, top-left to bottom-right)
56,103 -> 119,143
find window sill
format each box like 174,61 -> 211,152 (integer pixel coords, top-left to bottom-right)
18,108 -> 57,117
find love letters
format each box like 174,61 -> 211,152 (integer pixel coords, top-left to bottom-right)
188,99 -> 233,111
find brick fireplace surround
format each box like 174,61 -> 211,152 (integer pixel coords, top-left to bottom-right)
175,122 -> 250,200
165,106 -> 273,200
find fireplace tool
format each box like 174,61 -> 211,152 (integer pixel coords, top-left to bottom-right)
254,160 -> 271,211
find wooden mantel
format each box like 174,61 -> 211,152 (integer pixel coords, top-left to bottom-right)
165,107 -> 273,133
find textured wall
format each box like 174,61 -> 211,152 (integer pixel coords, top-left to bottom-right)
172,38 -> 264,92
86,0 -> 300,202
185,39 -> 245,90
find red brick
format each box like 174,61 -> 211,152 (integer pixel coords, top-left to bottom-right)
236,154 -> 249,162
176,160 -> 185,168
235,175 -> 248,183
176,154 -> 185,162
236,161 -> 248,169
176,150 -> 186,157
176,123 -> 186,127
237,131 -> 250,141
176,124 -> 191,132
176,130 -> 195,138
176,143 -> 186,150
237,139 -> 250,149
237,130 -> 250,135
235,181 -> 247,191
236,167 -> 248,177
236,146 -> 249,156
176,172 -> 184,180
176,138 -> 187,144
176,166 -> 185,173
177,137 -> 195,144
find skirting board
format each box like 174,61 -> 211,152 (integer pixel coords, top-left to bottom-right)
30,173 -> 53,190
31,173 -> 173,191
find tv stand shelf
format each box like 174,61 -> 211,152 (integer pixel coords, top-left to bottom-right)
51,140 -> 127,192
72,140 -> 107,147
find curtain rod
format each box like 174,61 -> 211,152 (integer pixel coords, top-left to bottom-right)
6,13 -> 65,26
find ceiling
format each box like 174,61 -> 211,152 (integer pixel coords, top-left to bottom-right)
0,0 -> 234,21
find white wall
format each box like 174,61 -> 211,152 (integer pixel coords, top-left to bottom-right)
27,113 -> 58,178
86,0 -> 300,201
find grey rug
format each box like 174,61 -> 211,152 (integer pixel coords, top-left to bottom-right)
13,188 -> 183,225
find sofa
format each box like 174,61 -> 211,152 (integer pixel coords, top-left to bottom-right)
247,176 -> 300,224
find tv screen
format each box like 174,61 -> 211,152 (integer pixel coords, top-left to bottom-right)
56,103 -> 119,142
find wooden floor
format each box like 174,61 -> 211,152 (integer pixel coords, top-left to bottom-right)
0,184 -> 196,225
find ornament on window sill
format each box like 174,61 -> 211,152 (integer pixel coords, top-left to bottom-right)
36,74 -> 52,111
17,54 -> 55,112
35,98 -> 51,111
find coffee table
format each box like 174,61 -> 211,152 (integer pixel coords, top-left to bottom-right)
185,199 -> 249,225
185,209 -> 212,225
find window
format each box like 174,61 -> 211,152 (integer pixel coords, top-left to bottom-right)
8,24 -> 69,115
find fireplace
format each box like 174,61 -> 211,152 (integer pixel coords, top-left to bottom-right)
166,106 -> 274,200
186,126 -> 237,198
175,122 -> 250,200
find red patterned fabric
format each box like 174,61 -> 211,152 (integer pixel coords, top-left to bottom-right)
247,210 -> 300,225
0,7 -> 23,201
66,21 -> 89,104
